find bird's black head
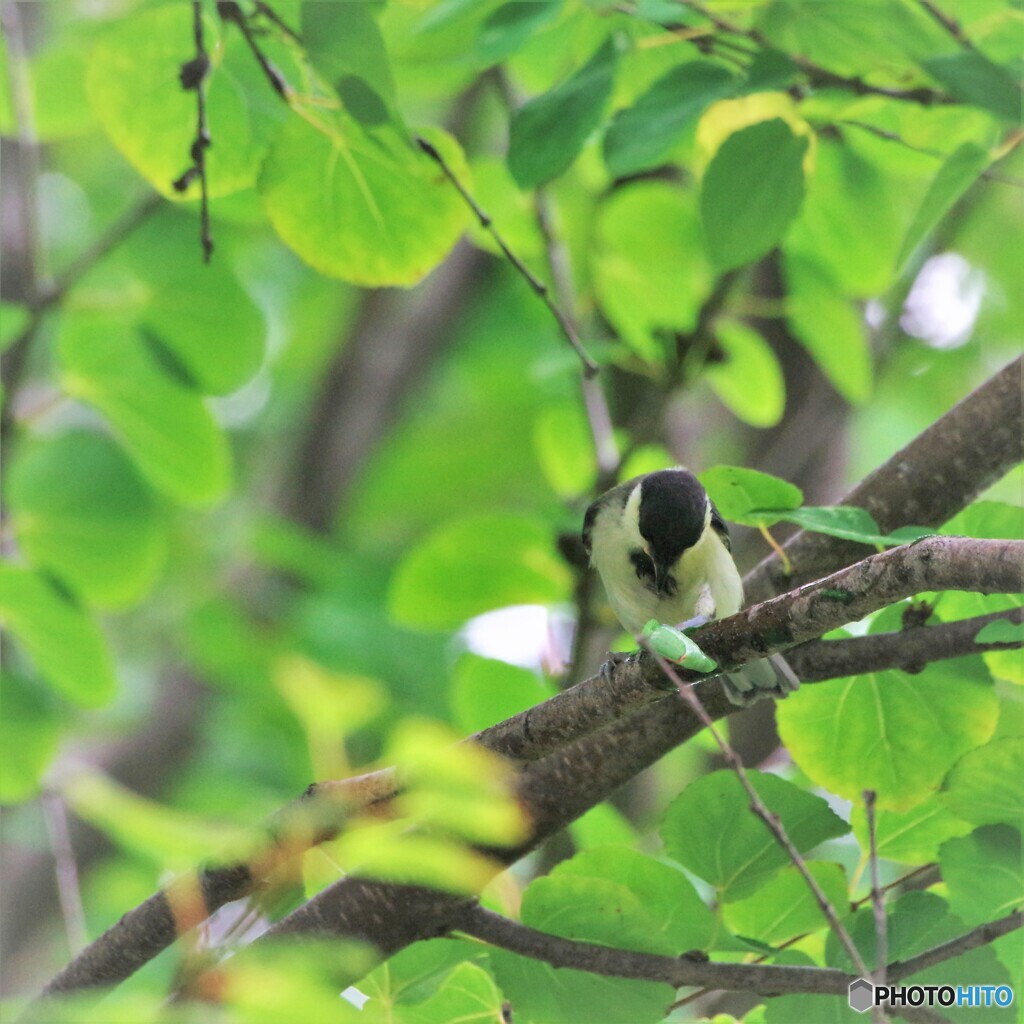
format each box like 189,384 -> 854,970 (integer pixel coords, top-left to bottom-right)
638,470 -> 708,590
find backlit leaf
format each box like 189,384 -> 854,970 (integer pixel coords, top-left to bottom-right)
705,321 -> 785,428
698,465 -> 803,524
941,738 -> 1024,828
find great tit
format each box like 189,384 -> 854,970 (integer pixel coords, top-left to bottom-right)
582,467 -> 798,705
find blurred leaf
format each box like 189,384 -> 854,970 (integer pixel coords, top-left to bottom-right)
705,321 -> 786,428
508,37 -> 617,188
533,402 -> 597,498
64,770 -> 257,865
477,1 -> 563,65
772,506 -> 931,546
449,654 -> 554,733
592,181 -> 711,360
603,60 -> 737,178
389,513 -> 572,630
723,862 -> 849,945
698,465 -> 803,523
7,431 -> 168,608
662,769 -> 849,901
850,796 -> 972,864
777,666 -> 999,811
568,802 -> 641,851
784,255 -> 872,404
941,824 -> 1023,926
0,672 -> 63,803
941,739 -> 1024,828
975,620 -> 1024,645
86,6 -> 281,197
0,565 -> 116,707
58,314 -> 232,506
359,937 -> 489,1009
465,155 -> 546,261
701,118 -> 808,270
259,118 -> 469,286
925,52 -> 1022,122
387,718 -> 528,847
897,142 -> 992,271
553,845 -> 716,952
302,2 -> 396,118
0,303 -> 29,352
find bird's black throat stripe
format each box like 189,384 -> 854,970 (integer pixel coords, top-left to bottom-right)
630,548 -> 677,596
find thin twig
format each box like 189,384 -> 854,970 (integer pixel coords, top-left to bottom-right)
889,910 -> 1023,981
413,137 -> 599,377
864,790 -> 888,1024
647,649 -> 873,980
175,3 -> 214,261
217,1 -> 290,100
253,0 -> 301,44
917,0 -> 979,53
41,792 -> 89,956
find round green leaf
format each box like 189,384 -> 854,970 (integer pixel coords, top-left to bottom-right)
941,738 -> 1024,828
700,118 -> 808,270
777,668 -> 999,811
603,60 -> 737,178
784,255 -> 872,405
723,861 -> 849,945
0,565 -> 117,707
507,37 -> 618,189
258,117 -> 469,286
940,824 -> 1022,925
7,431 -> 168,608
0,672 -> 63,803
58,314 -> 232,507
86,6 -> 277,197
849,797 -> 973,865
553,845 -> 715,953
661,769 -> 849,901
704,320 -> 786,428
389,514 -> 572,630
698,465 -> 803,524
449,654 -> 555,733
591,181 -> 711,361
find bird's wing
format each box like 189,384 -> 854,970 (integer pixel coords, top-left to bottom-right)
709,500 -> 732,553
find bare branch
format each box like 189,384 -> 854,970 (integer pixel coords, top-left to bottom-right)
917,0 -> 980,53
864,789 -> 888,1000
889,911 -> 1023,982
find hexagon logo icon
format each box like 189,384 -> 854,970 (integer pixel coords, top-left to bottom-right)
849,978 -> 874,1013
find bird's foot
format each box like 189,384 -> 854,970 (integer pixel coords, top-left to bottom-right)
599,649 -> 639,683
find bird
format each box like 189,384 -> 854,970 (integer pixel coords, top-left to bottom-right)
582,467 -> 798,705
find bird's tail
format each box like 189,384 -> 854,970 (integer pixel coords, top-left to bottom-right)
722,654 -> 800,707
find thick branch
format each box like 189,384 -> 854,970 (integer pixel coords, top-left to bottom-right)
746,356 -> 1023,603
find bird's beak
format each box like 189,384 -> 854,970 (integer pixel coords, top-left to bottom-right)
653,560 -> 672,595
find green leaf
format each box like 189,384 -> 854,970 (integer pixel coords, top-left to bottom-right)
602,60 -> 737,178
723,862 -> 849,945
925,53 -> 1022,122
301,2 -> 396,120
396,962 -> 506,1024
700,119 -> 808,270
449,654 -> 555,733
58,314 -> 232,506
489,946 -> 673,1024
389,514 -> 572,630
940,825 -> 1023,925
704,321 -> 786,428
850,797 -> 972,865
777,667 -> 999,811
784,255 -> 872,404
259,117 -> 469,286
124,212 -> 266,395
943,500 -> 1024,541
661,769 -> 849,901
698,465 -> 803,524
553,845 -> 716,953
941,738 -> 1024,828
591,181 -> 711,361
0,303 -> 29,352
897,143 -> 992,271
772,506 -> 931,547
975,619 -> 1024,644
359,937 -> 489,1008
569,804 -> 641,851
86,6 -> 280,197
0,672 -> 63,804
533,402 -> 598,499
0,565 -> 117,707
476,1 -> 563,65
508,37 -> 617,188
7,431 -> 168,609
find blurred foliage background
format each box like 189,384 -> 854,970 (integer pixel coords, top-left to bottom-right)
0,0 -> 1021,1021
